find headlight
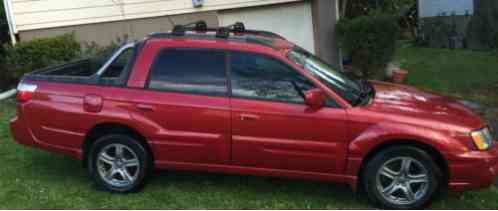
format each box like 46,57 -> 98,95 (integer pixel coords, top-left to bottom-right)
471,127 -> 494,150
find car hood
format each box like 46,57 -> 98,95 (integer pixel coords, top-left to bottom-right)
364,81 -> 485,130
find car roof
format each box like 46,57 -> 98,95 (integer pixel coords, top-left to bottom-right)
146,31 -> 295,52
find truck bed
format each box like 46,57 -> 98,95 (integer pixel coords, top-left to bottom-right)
23,57 -> 130,87
31,59 -> 101,76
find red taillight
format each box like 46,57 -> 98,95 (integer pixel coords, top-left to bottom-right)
16,83 -> 37,102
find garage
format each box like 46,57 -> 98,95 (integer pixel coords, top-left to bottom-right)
218,2 -> 316,53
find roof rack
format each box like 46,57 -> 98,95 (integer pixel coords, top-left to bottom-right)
164,20 -> 285,40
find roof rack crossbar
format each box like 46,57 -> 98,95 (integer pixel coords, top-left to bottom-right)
157,20 -> 285,40
172,20 -> 208,36
172,20 -> 247,38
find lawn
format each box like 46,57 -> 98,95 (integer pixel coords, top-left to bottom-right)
395,42 -> 498,107
0,45 -> 498,209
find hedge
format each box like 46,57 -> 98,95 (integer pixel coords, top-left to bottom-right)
336,15 -> 400,78
4,33 -> 81,78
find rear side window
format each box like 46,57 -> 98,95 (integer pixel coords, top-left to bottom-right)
101,48 -> 134,79
148,49 -> 227,96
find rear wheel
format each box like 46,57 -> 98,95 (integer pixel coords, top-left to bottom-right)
363,146 -> 441,209
88,134 -> 150,193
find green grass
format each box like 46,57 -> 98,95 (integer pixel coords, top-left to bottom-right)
1,46 -> 498,209
395,43 -> 498,107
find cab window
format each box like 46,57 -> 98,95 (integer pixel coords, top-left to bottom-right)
148,49 -> 227,96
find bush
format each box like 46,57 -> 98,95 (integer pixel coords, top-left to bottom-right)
4,33 -> 81,78
336,15 -> 400,78
81,34 -> 129,59
0,64 -> 15,91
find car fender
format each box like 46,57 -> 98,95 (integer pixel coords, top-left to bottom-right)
345,121 -> 469,176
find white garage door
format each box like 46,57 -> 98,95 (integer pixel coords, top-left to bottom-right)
218,2 -> 315,53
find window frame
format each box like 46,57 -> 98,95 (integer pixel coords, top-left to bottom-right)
227,50 -> 340,108
95,42 -> 143,87
142,47 -> 339,108
145,47 -> 230,97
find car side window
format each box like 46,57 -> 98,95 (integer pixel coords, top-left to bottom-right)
101,48 -> 134,79
148,49 -> 227,96
230,51 -> 315,104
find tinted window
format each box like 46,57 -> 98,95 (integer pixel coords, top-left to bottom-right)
230,52 -> 315,104
101,48 -> 134,78
148,49 -> 227,96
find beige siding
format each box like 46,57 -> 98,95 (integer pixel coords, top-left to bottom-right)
19,11 -> 219,46
11,0 -> 302,32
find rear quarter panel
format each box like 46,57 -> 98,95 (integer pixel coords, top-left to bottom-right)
23,81 -> 140,157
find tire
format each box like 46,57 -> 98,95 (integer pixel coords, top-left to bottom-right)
88,134 -> 151,193
363,146 -> 441,209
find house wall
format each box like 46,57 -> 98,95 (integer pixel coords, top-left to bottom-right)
418,0 -> 474,17
9,0 -> 301,32
14,0 -> 340,65
18,11 -> 220,46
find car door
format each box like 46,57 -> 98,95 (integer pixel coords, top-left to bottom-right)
130,48 -> 231,165
229,51 -> 349,174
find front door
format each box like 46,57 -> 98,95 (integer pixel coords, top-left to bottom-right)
229,51 -> 349,173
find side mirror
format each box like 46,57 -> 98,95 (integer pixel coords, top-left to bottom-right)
304,88 -> 325,110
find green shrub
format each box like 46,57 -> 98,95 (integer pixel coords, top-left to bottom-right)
81,35 -> 129,59
4,33 -> 81,78
0,62 -> 15,91
336,15 -> 400,78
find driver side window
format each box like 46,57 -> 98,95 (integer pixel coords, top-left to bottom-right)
230,51 -> 315,104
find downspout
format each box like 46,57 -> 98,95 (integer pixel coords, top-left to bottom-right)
3,0 -> 17,45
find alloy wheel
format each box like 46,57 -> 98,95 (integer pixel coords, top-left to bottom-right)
97,143 -> 140,188
375,156 -> 430,206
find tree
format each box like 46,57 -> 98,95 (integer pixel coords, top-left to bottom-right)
340,0 -> 416,18
339,0 -> 418,38
0,0 -> 13,91
0,0 -> 9,44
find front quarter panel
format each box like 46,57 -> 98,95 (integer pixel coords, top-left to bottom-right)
344,113 -> 470,176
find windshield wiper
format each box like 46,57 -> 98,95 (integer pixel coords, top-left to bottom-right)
352,78 -> 375,106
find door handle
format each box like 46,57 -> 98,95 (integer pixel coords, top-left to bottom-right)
240,114 -> 260,121
136,104 -> 155,112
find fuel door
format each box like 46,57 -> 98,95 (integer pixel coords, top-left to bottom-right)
84,94 -> 103,113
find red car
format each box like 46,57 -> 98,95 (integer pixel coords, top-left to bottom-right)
10,21 -> 497,209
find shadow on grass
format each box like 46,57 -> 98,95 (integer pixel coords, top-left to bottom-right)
6,147 -> 498,209
15,149 -> 368,209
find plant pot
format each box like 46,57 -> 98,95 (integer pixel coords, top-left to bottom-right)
392,68 -> 408,84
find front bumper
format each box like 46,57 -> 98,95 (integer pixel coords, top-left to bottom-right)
446,144 -> 498,191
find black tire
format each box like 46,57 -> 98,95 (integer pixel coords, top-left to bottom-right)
88,134 -> 151,193
363,146 -> 441,209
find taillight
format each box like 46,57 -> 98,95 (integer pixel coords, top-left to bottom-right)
16,82 -> 37,102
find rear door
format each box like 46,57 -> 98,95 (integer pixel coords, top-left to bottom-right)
130,48 -> 231,165
229,51 -> 349,174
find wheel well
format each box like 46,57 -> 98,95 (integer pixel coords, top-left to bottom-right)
356,140 -> 449,193
82,123 -> 154,168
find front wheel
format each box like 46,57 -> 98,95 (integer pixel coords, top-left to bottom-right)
88,134 -> 151,193
363,146 -> 441,209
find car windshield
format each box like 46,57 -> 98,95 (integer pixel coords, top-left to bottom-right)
286,46 -> 371,106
